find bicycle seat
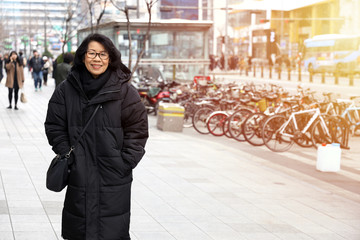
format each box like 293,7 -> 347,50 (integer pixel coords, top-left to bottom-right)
208,97 -> 222,104
266,95 -> 278,102
251,97 -> 262,102
239,98 -> 251,104
224,100 -> 237,105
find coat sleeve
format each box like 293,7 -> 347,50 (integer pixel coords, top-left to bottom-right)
5,62 -> 14,71
20,66 -> 25,83
28,58 -> 33,69
44,83 -> 71,155
121,83 -> 149,169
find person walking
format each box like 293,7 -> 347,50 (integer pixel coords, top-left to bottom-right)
53,52 -> 73,86
42,56 -> 52,86
0,54 -> 3,83
5,51 -> 25,110
18,51 -> 27,67
28,50 -> 44,91
44,33 -> 149,240
3,53 -> 10,72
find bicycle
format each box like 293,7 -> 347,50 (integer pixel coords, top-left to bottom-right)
192,98 -> 223,134
339,96 -> 360,135
310,114 -> 350,149
261,108 -> 349,152
206,100 -> 242,137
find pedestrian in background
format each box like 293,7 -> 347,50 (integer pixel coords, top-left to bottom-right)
28,50 -> 44,91
42,56 -> 52,86
18,51 -> 27,67
0,54 -> 3,83
3,53 -> 10,72
44,33 -> 148,240
209,54 -> 216,71
53,52 -> 73,86
52,56 -> 57,79
5,51 -> 25,110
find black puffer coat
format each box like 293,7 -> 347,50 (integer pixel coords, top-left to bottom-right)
45,67 -> 148,240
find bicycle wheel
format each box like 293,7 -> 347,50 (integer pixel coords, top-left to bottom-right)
311,117 -> 333,148
293,113 -> 313,148
222,117 -> 232,138
262,115 -> 294,152
228,108 -> 253,141
243,112 -> 267,146
183,114 -> 193,128
182,102 -> 198,128
332,116 -> 350,149
311,116 -> 349,149
294,131 -> 314,148
192,107 -> 214,134
207,112 -> 228,137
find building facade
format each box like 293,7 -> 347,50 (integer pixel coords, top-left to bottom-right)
228,0 -> 360,61
78,19 -> 212,81
77,0 -> 216,81
0,0 -> 79,56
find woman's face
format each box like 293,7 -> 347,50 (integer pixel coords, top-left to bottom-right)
84,41 -> 109,78
11,53 -> 17,61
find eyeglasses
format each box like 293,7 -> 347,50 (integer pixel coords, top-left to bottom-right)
86,51 -> 109,60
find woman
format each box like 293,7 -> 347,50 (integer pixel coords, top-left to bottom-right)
44,33 -> 148,240
5,51 -> 25,110
42,56 -> 52,86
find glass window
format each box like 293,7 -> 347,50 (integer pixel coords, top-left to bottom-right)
160,0 -> 198,20
175,31 -> 203,58
97,28 -> 115,43
335,38 -> 358,51
149,32 -> 174,58
118,30 -> 205,59
118,30 -> 142,58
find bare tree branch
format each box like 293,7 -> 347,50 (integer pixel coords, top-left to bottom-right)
130,0 -> 158,79
46,0 -> 86,55
109,0 -> 159,80
85,0 -> 109,33
96,0 -> 109,28
86,0 -> 95,33
110,0 -> 133,69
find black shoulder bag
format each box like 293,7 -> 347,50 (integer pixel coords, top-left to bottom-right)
46,104 -> 101,192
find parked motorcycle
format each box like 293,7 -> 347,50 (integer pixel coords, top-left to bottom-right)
137,78 -> 172,115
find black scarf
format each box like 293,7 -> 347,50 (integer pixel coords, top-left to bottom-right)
80,68 -> 112,99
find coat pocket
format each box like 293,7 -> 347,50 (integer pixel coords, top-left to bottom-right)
64,185 -> 86,217
98,156 -> 132,186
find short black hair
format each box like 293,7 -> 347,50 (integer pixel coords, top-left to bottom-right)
63,52 -> 74,64
73,33 -> 130,74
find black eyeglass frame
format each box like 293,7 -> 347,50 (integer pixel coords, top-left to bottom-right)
86,51 -> 109,60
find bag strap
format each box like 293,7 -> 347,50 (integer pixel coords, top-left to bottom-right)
64,104 -> 101,158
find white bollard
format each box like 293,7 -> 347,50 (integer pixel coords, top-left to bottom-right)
316,143 -> 341,172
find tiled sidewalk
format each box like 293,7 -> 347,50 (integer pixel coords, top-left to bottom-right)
0,71 -> 359,240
